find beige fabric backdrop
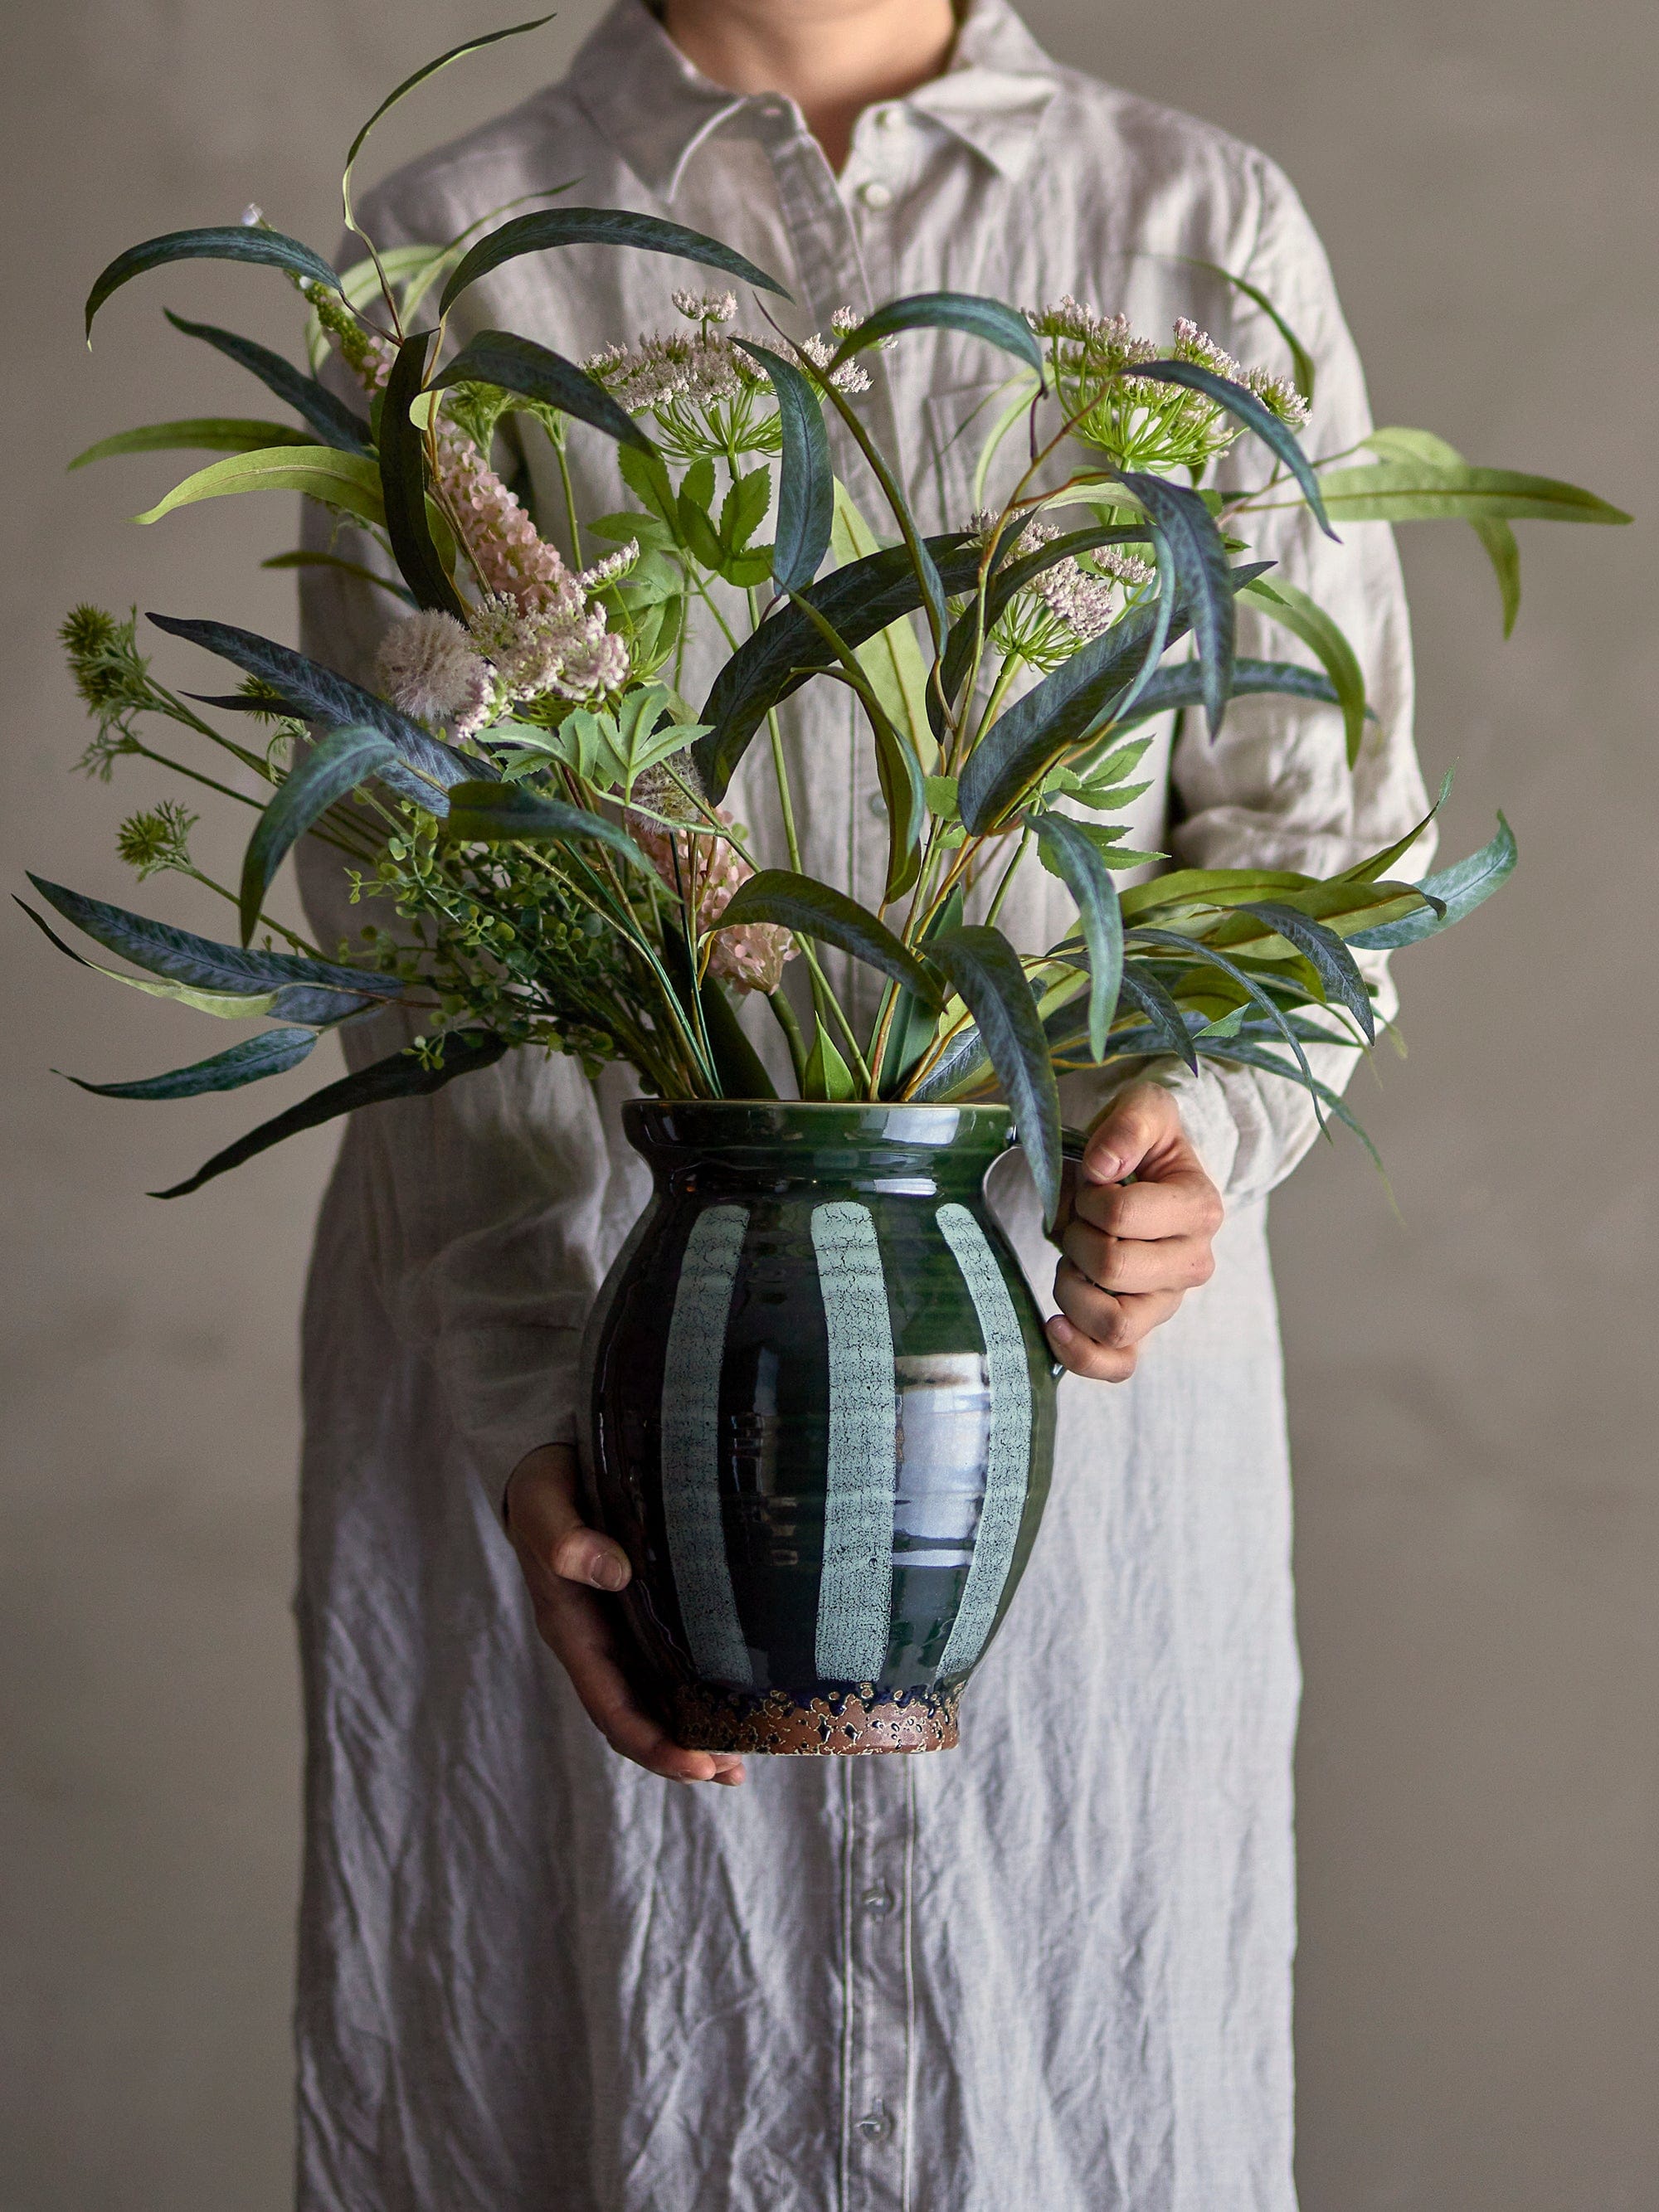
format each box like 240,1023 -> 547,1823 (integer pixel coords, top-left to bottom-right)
2,4 -> 1652,2207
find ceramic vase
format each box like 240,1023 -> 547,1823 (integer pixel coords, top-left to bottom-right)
577,1100 -> 1061,1753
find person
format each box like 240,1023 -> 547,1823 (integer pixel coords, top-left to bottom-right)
293,2 -> 1429,2205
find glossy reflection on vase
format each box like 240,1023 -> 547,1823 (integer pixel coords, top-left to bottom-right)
578,1101 -> 1060,1753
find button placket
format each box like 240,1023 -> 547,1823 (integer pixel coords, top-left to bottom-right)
839,1757 -> 917,2210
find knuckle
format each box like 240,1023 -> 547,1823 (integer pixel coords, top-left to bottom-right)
1190,1245 -> 1217,1286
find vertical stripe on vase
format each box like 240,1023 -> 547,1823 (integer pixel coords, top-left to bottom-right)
933,1203 -> 1032,1680
810,1201 -> 899,1683
659,1204 -> 752,1685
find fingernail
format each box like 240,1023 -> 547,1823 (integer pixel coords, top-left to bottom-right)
1047,1315 -> 1075,1344
590,1553 -> 628,1592
1086,1154 -> 1121,1183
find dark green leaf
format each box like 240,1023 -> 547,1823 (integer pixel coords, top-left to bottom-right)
1115,965 -> 1199,1069
145,613 -> 484,808
240,725 -> 397,943
801,1019 -> 857,1101
830,292 -> 1044,376
85,226 -> 343,339
1239,575 -> 1370,765
69,419 -> 318,469
718,464 -> 772,556
151,1032 -> 509,1198
260,548 -> 416,607
879,886 -> 962,1093
928,925 -> 1063,1226
699,974 -> 777,1099
163,310 -> 373,452
1239,902 -> 1374,1042
62,1027 -> 318,1100
713,871 -> 941,1003
379,330 -> 465,618
24,873 -> 404,1004
440,208 -> 790,318
732,341 -> 832,592
1111,655 -> 1350,734
1113,470 -> 1233,734
1193,1036 -> 1384,1173
693,532 -> 981,800
1128,925 -> 1324,1122
1164,255 -> 1316,401
1134,358 -> 1334,537
342,17 -> 555,229
441,782 -> 656,874
431,328 -> 654,451
1347,814 -> 1517,949
1031,815 -> 1123,1061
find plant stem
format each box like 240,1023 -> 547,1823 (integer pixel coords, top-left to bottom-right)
766,987 -> 809,1091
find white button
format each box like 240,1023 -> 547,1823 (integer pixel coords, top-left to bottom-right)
867,790 -> 886,818
876,105 -> 905,131
757,100 -> 786,124
859,180 -> 894,211
861,1883 -> 894,1916
855,2100 -> 893,2142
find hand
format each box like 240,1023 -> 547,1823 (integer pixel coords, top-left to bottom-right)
504,1443 -> 747,1786
1046,1082 -> 1224,1383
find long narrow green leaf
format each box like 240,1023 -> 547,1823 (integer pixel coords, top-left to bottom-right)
694,532 -> 981,800
830,482 -> 936,762
151,1032 -> 510,1198
1031,815 -> 1123,1060
23,875 -> 403,1004
432,328 -> 654,452
70,419 -> 316,470
342,17 -> 555,231
1116,965 -> 1199,1069
146,613 -> 483,806
379,331 -> 465,618
261,548 -> 416,607
441,782 -> 656,873
1314,461 -> 1630,527
830,292 -> 1044,376
1365,428 -> 1524,634
1136,359 -> 1334,537
1194,1037 -> 1384,1171
1155,255 -> 1316,401
1240,576 -> 1370,765
1110,656 -> 1350,736
732,342 -> 833,592
1347,814 -> 1516,950
440,209 -> 790,318
62,1028 -> 318,1100
239,726 -> 397,943
85,226 -> 343,339
928,925 -> 1063,1226
134,445 -> 386,528
1115,470 -> 1232,733
1129,925 -> 1324,1121
713,872 -> 940,1002
162,309 -> 373,453
1239,902 -> 1374,1041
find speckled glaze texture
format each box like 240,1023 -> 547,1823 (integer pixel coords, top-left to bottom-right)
577,1101 -> 1060,1753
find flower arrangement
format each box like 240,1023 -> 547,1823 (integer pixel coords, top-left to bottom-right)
32,19 -> 1628,1223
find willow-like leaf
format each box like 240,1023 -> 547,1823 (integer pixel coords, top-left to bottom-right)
69,419 -> 317,470
1110,656 -> 1350,737
713,872 -> 940,1003
134,445 -> 386,530
1347,814 -> 1517,950
1113,470 -> 1233,733
1239,902 -> 1374,1042
1129,925 -> 1323,1120
379,331 -> 465,618
1238,576 -> 1370,764
1031,814 -> 1123,1061
146,614 -> 483,808
732,342 -> 833,591
1114,966 -> 1199,1069
928,925 -> 1063,1226
1136,359 -> 1334,537
1365,428 -> 1523,634
151,1032 -> 510,1198
162,310 -> 373,453
440,208 -> 790,318
441,783 -> 656,874
85,225 -> 343,339
62,1027 -> 319,1100
1312,461 -> 1630,527
830,292 -> 1044,376
432,328 -> 654,452
240,726 -> 397,943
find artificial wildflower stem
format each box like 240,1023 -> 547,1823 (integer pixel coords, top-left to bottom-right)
766,986 -> 809,1091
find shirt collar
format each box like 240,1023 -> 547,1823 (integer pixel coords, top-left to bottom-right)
562,0 -> 1061,200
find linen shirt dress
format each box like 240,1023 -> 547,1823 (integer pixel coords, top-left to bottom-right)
290,3 -> 1431,2205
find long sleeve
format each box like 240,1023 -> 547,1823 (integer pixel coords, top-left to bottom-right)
1131,157 -> 1436,1201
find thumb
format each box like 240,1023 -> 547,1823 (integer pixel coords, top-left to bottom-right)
1081,1082 -> 1182,1184
506,1444 -> 632,1594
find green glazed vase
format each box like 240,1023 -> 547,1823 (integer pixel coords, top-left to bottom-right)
577,1101 -> 1061,1755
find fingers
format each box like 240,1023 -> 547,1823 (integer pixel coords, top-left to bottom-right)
1061,1213 -> 1216,1296
505,1444 -> 746,1787
506,1444 -> 633,1593
1070,1166 -> 1224,1243
1049,1255 -> 1184,1372
1080,1081 -> 1185,1183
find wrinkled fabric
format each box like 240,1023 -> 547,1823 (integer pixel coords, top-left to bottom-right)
291,5 -> 1432,2206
